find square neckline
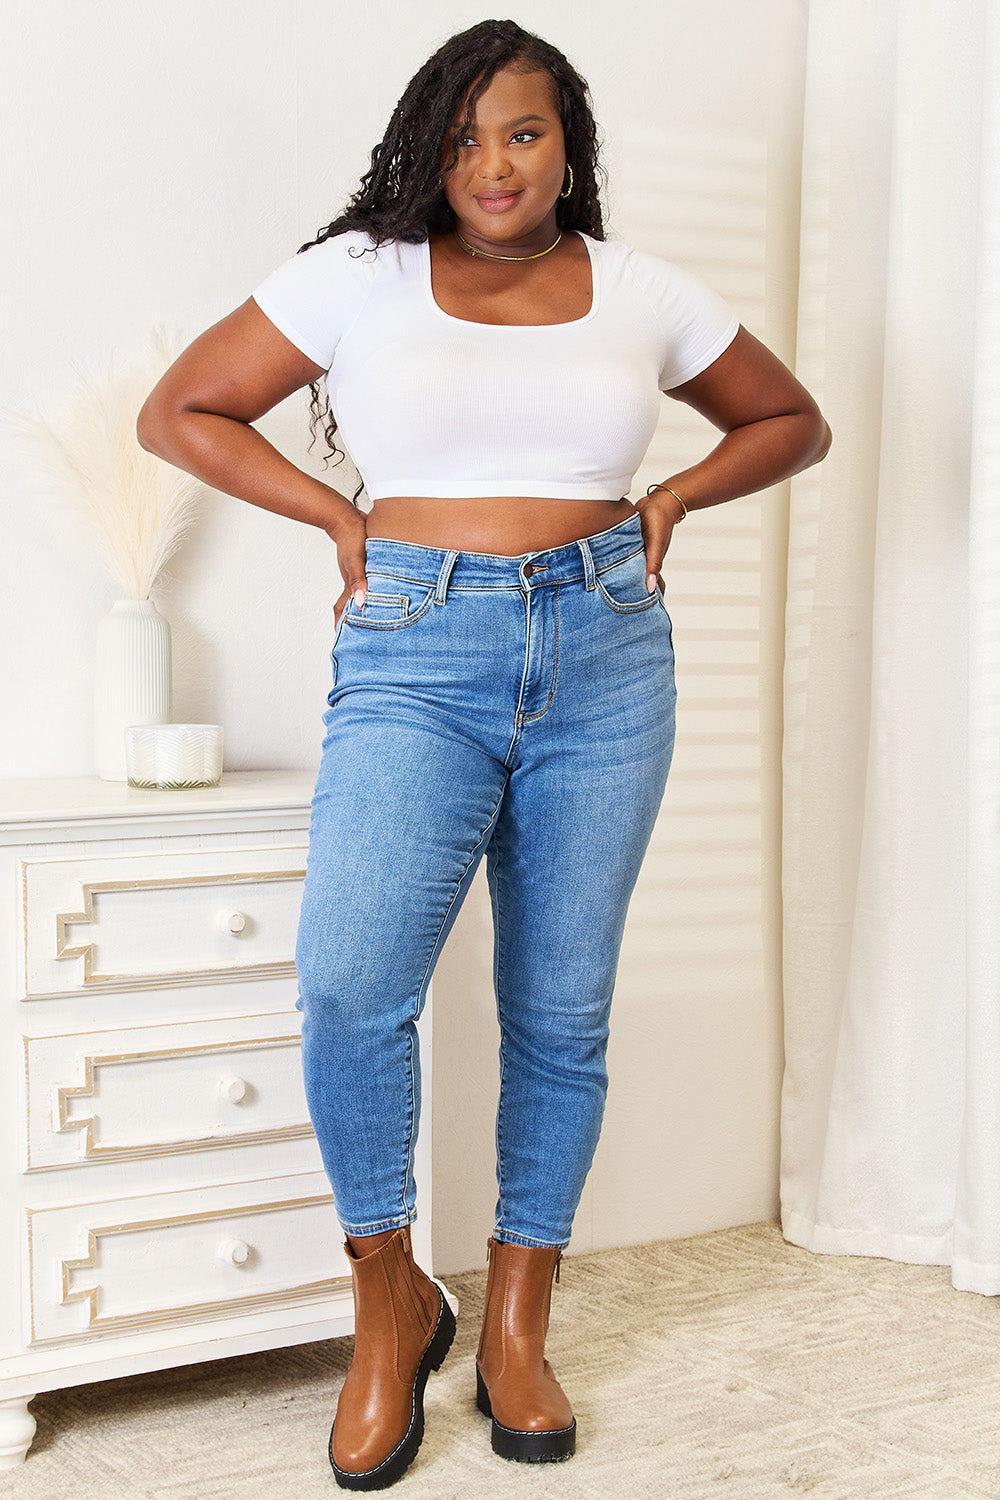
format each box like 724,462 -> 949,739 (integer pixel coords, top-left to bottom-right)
422,232 -> 600,329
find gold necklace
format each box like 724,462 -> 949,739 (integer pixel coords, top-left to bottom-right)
455,229 -> 563,262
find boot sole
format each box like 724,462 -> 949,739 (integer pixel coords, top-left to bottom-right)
330,1285 -> 457,1491
476,1367 -> 577,1463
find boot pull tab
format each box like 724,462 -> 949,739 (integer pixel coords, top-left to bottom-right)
485,1237 -> 493,1266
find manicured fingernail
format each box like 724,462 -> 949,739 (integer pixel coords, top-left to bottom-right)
647,574 -> 656,594
354,588 -> 366,608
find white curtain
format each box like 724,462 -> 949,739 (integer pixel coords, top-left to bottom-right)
780,0 -> 1000,1294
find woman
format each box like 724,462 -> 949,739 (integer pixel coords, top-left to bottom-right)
138,18 -> 830,1490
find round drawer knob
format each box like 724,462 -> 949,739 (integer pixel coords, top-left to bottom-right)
217,1076 -> 247,1104
225,911 -> 248,934
218,1238 -> 251,1266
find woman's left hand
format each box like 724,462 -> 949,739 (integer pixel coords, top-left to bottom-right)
634,487 -> 684,594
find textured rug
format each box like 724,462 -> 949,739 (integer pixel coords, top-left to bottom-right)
5,1222 -> 999,1499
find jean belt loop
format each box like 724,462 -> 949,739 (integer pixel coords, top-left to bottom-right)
435,549 -> 459,605
576,536 -> 596,591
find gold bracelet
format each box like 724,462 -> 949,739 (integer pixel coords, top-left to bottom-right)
646,482 -> 688,521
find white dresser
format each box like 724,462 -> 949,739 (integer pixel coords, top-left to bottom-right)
0,772 -> 436,1466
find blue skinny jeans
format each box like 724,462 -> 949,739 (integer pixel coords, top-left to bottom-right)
294,511 -> 676,1249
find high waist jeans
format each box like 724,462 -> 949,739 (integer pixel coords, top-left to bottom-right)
294,511 -> 676,1249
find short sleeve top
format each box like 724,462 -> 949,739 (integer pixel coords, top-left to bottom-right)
251,230 -> 739,501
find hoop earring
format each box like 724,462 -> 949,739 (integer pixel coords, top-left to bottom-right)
559,164 -> 574,199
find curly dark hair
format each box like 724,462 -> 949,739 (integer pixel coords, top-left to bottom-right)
296,19 -> 607,495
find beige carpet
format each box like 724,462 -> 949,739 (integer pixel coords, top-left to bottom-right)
6,1222 -> 1000,1499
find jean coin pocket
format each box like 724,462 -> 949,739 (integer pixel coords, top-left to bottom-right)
344,585 -> 437,630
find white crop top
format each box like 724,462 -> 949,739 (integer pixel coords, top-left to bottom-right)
250,230 -> 739,501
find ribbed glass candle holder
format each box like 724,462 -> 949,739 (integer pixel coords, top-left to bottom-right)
125,724 -> 223,789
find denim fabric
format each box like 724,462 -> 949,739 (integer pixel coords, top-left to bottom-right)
294,511 -> 676,1249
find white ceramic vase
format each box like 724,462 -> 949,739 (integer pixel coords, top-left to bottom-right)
94,598 -> 171,781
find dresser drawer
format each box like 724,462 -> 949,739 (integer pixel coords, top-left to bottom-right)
19,845 -> 307,998
22,1012 -> 313,1171
25,1172 -> 349,1344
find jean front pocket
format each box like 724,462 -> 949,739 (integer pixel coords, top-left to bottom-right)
593,546 -> 660,614
344,583 -> 437,630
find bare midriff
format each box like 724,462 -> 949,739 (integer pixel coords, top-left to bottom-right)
365,494 -> 637,555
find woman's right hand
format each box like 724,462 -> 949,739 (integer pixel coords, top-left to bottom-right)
328,506 -> 369,626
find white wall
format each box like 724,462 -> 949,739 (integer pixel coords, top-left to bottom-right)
0,0 -> 807,1273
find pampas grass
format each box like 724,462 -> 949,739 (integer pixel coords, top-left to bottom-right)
2,327 -> 203,600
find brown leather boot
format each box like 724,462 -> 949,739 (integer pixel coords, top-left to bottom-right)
475,1236 -> 576,1463
329,1225 -> 456,1490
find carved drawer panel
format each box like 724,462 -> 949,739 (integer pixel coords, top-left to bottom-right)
22,1012 -> 313,1170
26,1171 -> 349,1344
19,845 -> 307,998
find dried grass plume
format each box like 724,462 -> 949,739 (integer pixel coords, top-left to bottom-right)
2,327 -> 203,600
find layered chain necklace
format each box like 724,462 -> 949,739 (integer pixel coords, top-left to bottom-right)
455,229 -> 562,262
